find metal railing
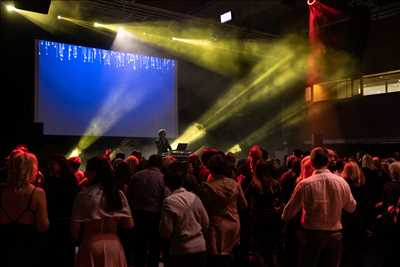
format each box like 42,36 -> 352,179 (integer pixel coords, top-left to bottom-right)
306,69 -> 400,102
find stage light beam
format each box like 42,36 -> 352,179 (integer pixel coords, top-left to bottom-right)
227,144 -> 242,154
94,22 -> 106,28
68,147 -> 82,158
171,123 -> 206,148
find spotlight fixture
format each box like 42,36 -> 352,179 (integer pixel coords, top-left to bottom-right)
6,4 -> 16,12
307,0 -> 317,5
57,15 -> 62,20
220,11 -> 232,23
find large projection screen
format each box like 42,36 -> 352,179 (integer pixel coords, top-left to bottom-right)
35,40 -> 178,138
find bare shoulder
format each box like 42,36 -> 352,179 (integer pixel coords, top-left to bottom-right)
34,187 -> 45,195
33,187 -> 46,201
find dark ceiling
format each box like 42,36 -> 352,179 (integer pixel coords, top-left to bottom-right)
66,0 -> 400,38
61,0 -> 308,37
133,0 -> 308,35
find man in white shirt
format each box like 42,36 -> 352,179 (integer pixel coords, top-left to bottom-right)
282,147 -> 357,267
160,162 -> 209,267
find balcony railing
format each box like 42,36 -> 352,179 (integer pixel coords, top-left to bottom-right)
306,70 -> 400,103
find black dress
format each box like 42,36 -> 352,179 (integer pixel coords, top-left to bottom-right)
0,187 -> 44,267
248,181 -> 282,267
44,175 -> 79,267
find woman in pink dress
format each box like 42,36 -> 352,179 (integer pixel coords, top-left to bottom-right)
71,156 -> 134,267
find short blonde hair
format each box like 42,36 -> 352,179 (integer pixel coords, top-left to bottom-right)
7,151 -> 38,190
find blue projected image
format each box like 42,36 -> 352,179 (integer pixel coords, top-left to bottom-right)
36,40 -> 178,137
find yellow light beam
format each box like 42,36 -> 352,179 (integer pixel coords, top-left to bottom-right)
227,144 -> 242,154
171,123 -> 206,148
239,98 -> 307,147
172,36 -> 309,146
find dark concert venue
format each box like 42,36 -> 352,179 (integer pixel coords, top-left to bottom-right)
1,1 -> 400,267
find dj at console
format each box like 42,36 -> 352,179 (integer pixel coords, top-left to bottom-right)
155,129 -> 172,155
155,129 -> 191,160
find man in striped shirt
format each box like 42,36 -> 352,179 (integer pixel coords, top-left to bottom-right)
282,147 -> 357,267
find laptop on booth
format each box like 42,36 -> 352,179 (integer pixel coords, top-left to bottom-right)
176,143 -> 188,152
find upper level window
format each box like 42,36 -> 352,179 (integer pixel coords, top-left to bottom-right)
363,77 -> 386,95
307,70 -> 400,102
388,81 -> 400,93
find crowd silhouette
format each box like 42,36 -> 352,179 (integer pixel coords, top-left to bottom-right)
0,144 -> 399,267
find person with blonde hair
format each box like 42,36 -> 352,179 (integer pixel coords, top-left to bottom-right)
296,155 -> 314,184
342,161 -> 365,187
0,150 -> 49,267
341,161 -> 368,267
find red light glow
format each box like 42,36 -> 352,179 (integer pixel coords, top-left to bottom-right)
308,1 -> 345,84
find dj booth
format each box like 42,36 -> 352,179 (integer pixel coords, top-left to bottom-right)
161,143 -> 191,161
162,150 -> 192,161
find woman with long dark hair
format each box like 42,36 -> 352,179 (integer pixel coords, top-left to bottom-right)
44,154 -> 80,267
248,160 -> 282,267
71,156 -> 133,267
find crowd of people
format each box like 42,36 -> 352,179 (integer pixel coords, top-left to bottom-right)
0,143 -> 399,267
